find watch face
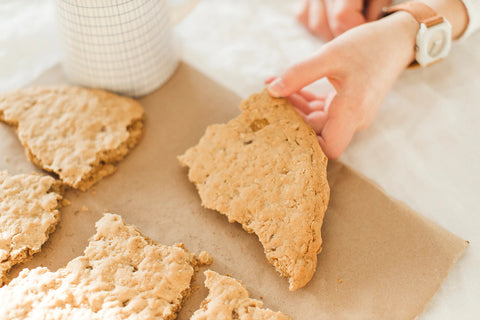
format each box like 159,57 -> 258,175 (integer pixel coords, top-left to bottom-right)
427,29 -> 448,58
416,21 -> 452,67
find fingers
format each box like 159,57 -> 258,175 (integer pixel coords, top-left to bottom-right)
291,89 -> 357,159
296,0 -> 310,26
268,50 -> 333,98
286,92 -> 325,114
305,110 -> 328,132
296,92 -> 357,159
309,99 -> 325,111
297,0 -> 371,40
365,0 -> 392,21
307,0 -> 334,40
294,107 -> 308,118
268,73 -> 357,158
317,94 -> 357,159
294,107 -> 328,134
324,0 -> 366,37
298,89 -> 324,102
287,93 -> 311,114
266,76 -> 325,103
265,77 -> 326,113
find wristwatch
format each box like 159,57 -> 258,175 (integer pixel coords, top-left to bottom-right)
384,1 -> 452,67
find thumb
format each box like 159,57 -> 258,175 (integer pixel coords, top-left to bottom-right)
268,49 -> 334,98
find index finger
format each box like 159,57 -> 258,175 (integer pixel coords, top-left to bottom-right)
267,48 -> 335,98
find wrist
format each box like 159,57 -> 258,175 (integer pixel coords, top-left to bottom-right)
380,11 -> 420,67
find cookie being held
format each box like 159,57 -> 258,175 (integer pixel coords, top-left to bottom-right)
179,89 -> 330,290
0,86 -> 144,191
191,270 -> 291,320
0,171 -> 63,286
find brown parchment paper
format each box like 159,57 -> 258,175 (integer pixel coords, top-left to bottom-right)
0,63 -> 468,320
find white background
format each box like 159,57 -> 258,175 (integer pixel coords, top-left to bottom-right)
0,0 -> 479,318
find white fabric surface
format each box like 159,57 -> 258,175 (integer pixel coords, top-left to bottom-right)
461,0 -> 480,39
0,0 -> 479,319
0,0 -> 61,93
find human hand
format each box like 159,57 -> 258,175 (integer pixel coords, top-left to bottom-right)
267,12 -> 419,159
296,0 -> 392,40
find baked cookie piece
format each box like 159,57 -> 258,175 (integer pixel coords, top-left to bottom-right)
0,213 -> 202,319
191,270 -> 291,320
0,171 -> 63,286
179,89 -> 329,290
0,86 -> 144,191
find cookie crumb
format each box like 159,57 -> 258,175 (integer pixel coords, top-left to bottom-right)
191,271 -> 290,319
81,205 -> 89,212
62,198 -> 71,206
337,278 -> 343,284
198,251 -> 213,266
193,285 -> 200,292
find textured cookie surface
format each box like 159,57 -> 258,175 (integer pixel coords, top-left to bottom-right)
191,270 -> 291,320
179,90 -> 329,290
0,86 -> 144,191
0,213 -> 199,320
0,171 -> 63,286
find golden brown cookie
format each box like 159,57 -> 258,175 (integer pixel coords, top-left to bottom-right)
0,213 -> 204,319
0,86 -> 144,191
0,171 -> 63,286
179,89 -> 329,290
191,270 -> 291,320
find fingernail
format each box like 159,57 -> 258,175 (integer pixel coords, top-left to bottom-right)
267,78 -> 286,98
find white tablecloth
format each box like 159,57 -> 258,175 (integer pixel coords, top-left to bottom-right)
1,0 -> 479,318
